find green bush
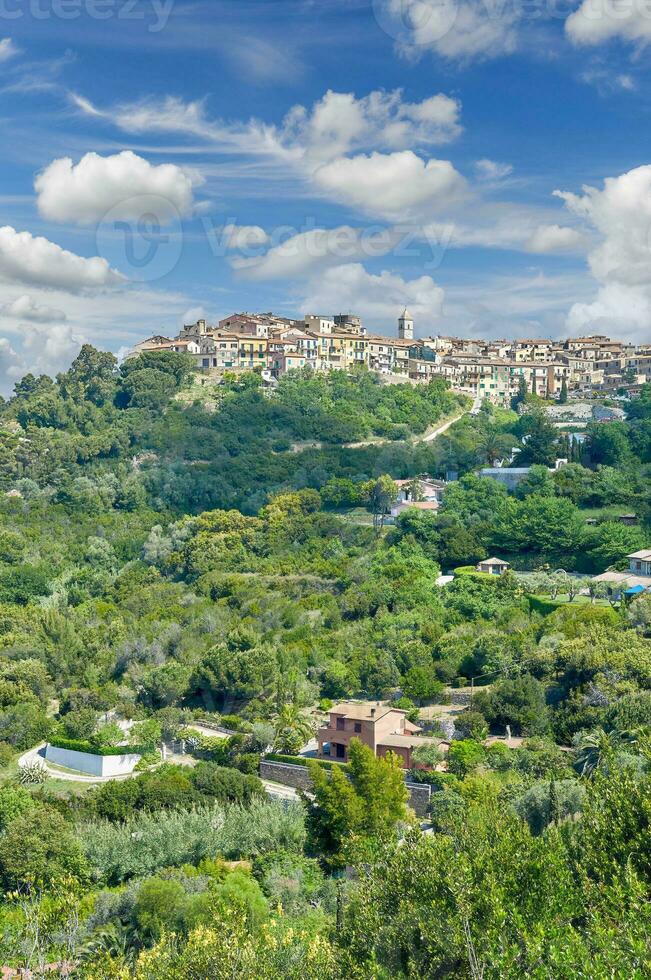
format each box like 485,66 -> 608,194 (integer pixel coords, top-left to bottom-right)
48,735 -> 142,757
453,566 -> 499,583
447,740 -> 487,776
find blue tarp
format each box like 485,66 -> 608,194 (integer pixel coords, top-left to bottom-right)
624,584 -> 645,595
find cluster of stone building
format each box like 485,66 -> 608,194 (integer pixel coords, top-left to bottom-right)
130,309 -> 651,406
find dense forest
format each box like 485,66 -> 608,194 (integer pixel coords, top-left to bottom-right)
0,349 -> 649,977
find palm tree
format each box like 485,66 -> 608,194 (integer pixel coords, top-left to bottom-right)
477,428 -> 502,466
273,704 -> 316,755
478,429 -> 514,467
572,728 -> 636,777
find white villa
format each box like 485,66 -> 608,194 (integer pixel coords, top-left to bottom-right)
390,476 -> 448,520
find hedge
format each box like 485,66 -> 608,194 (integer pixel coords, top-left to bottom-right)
526,595 -> 565,616
48,736 -> 143,757
453,567 -> 501,583
264,753 -> 349,772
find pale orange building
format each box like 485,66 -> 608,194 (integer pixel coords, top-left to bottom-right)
317,701 -> 442,769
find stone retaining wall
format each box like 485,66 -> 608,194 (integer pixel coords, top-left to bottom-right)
259,760 -> 432,816
260,760 -> 313,791
404,781 -> 432,816
446,688 -> 474,706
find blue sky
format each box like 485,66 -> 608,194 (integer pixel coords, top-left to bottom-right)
1,0 -> 651,391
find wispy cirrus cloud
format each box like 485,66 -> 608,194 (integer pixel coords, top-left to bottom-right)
71,87 -> 463,162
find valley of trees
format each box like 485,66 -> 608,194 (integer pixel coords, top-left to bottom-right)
0,348 -> 649,977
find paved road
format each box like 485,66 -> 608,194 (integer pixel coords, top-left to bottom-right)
421,412 -> 465,443
421,397 -> 482,443
470,395 -> 483,415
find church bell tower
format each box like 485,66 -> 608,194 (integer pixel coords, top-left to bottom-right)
398,308 -> 414,340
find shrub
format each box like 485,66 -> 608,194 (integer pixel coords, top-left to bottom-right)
0,808 -> 90,891
191,762 -> 264,804
80,800 -> 306,885
0,703 -> 52,750
447,740 -> 487,777
408,770 -> 459,791
61,707 -> 98,740
0,784 -> 36,828
513,779 -> 585,835
17,761 -> 48,785
91,766 -> 214,821
455,709 -> 489,741
233,752 -> 261,775
429,790 -> 466,831
475,675 -> 550,736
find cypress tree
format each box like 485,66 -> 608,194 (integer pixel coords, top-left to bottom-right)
549,777 -> 561,826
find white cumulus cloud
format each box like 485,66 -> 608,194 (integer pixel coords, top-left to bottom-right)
377,0 -> 519,62
566,0 -> 651,46
283,89 -> 462,164
0,294 -> 66,322
0,226 -> 123,293
0,338 -> 25,394
556,164 -> 651,338
35,151 -> 199,226
525,224 -> 587,253
21,323 -> 85,378
313,151 -> 466,219
300,263 -> 444,330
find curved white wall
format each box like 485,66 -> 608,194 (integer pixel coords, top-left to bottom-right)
45,744 -> 141,777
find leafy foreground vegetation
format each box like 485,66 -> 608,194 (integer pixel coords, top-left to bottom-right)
0,351 -> 649,976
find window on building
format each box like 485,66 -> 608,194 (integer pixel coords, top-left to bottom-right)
336,743 -> 345,759
354,722 -> 362,733
336,717 -> 345,731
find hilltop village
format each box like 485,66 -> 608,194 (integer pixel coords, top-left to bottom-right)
131,310 -> 651,405
0,319 -> 649,976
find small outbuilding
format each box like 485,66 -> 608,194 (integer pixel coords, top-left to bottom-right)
476,557 -> 511,576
